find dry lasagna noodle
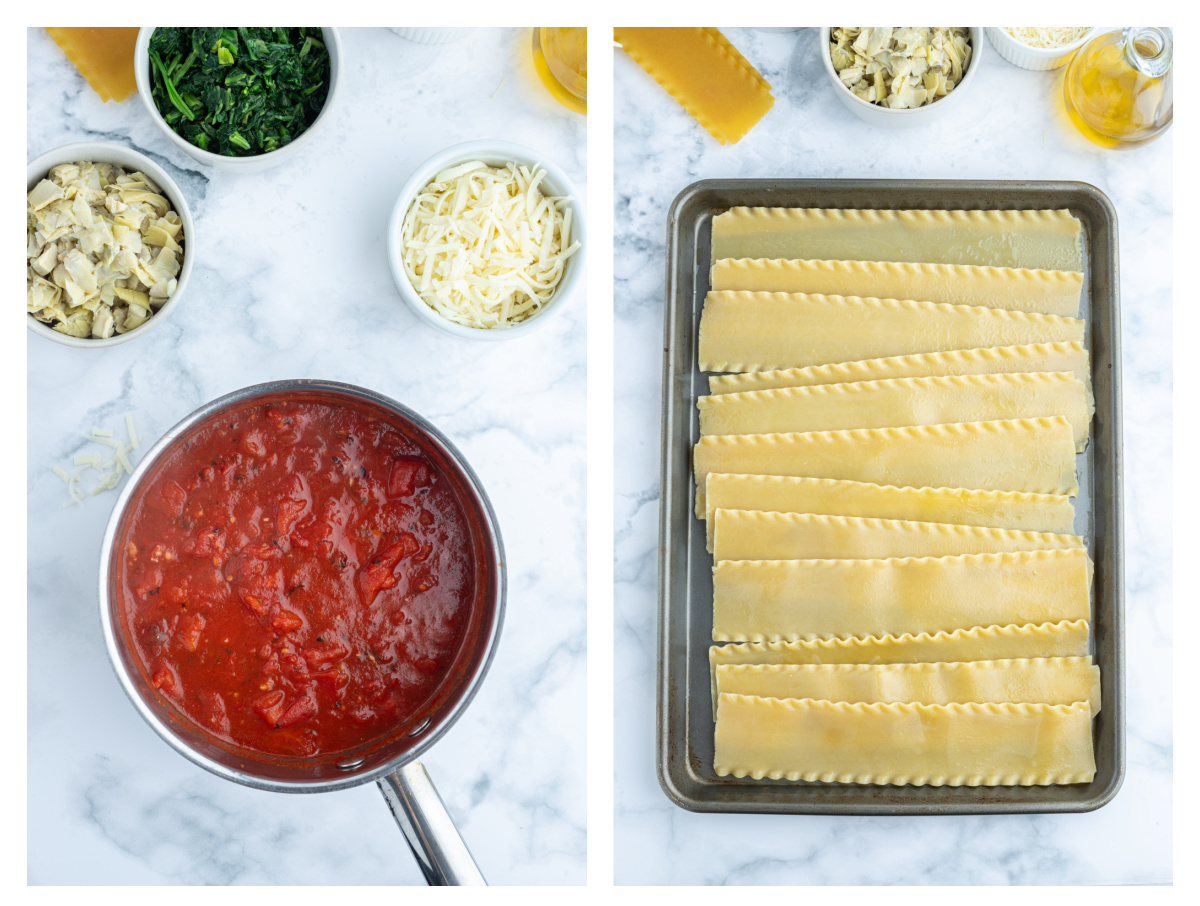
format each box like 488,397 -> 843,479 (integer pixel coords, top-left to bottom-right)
697,371 -> 1092,450
711,548 -> 1092,642
711,509 -> 1083,562
708,342 -> 1092,409
45,27 -> 140,103
709,208 -> 1084,272
613,27 -> 774,144
714,658 -> 1101,712
709,258 -> 1085,316
693,417 -> 1079,517
703,474 -> 1077,550
698,292 -> 1086,372
713,695 -> 1097,785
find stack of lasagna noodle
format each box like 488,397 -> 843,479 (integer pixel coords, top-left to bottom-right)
697,207 -> 1099,786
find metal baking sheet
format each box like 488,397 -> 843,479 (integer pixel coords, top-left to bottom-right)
656,179 -> 1124,814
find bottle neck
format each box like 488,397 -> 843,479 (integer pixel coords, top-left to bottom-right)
1123,27 -> 1172,78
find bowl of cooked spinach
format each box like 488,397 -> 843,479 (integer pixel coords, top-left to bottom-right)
135,27 -> 340,170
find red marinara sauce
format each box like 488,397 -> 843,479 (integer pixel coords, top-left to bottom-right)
117,398 -> 477,759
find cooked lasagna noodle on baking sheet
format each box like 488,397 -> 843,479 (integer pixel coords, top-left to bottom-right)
714,658 -> 1101,711
707,342 -> 1093,410
697,372 -> 1092,449
703,475 -> 1077,549
698,292 -> 1086,372
710,258 -> 1085,316
713,695 -> 1097,785
708,620 -> 1092,669
711,509 -> 1083,562
693,417 -> 1080,516
709,208 -> 1084,271
711,548 -> 1092,642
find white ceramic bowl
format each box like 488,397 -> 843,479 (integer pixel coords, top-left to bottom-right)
387,140 -> 586,341
985,27 -> 1098,72
388,28 -> 474,44
819,27 -> 984,127
134,27 -> 342,173
27,141 -> 196,348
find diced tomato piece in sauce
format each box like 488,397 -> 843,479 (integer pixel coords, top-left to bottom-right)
252,690 -> 286,726
302,637 -> 351,671
178,613 -> 206,652
357,533 -> 419,605
387,457 -> 428,498
271,609 -> 304,634
275,694 -> 319,728
156,480 -> 187,519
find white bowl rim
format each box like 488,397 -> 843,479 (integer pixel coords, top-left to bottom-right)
27,140 -> 196,349
819,26 -> 984,117
386,139 -> 586,341
985,26 -> 1100,58
133,26 -> 343,167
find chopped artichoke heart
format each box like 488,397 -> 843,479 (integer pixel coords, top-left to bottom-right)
29,179 -> 64,210
27,160 -> 185,338
400,161 -> 580,329
830,27 -> 973,109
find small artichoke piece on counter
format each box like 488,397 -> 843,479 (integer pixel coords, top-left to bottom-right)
27,160 -> 186,339
829,27 -> 973,109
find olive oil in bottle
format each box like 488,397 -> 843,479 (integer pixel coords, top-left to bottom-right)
533,27 -> 586,114
1064,27 -> 1172,146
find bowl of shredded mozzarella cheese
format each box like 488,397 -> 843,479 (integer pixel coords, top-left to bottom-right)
985,27 -> 1097,71
388,140 -> 584,339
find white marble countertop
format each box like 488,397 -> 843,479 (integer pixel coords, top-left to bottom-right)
613,27 -> 1172,885
27,26 -> 586,885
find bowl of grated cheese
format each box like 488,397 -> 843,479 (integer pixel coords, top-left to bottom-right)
986,27 -> 1098,71
387,140 -> 585,339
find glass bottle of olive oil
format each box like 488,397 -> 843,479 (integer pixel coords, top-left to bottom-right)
1064,27 -> 1172,146
533,27 -> 586,114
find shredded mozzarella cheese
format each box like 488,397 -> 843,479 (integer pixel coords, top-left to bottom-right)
1003,27 -> 1091,49
55,414 -> 142,506
400,161 -> 581,329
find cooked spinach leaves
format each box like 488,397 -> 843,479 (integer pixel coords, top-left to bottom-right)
147,27 -> 330,157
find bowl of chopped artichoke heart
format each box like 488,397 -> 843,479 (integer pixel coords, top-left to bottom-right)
388,140 -> 585,340
821,27 -> 982,126
134,28 -> 341,172
27,142 -> 195,347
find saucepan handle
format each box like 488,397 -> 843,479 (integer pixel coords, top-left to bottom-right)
377,760 -> 487,886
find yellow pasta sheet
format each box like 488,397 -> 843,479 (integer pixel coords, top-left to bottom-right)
698,372 -> 1092,450
698,292 -> 1086,372
712,548 -> 1092,642
708,621 -> 1093,714
693,417 -> 1079,517
708,342 -> 1092,410
703,474 -> 1077,550
715,658 -> 1101,712
710,208 -> 1084,272
710,258 -> 1084,316
713,695 -> 1097,785
709,620 -> 1091,669
613,28 -> 774,144
711,509 -> 1083,561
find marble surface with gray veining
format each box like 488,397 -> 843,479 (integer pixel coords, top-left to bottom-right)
27,26 -> 586,885
613,27 -> 1171,885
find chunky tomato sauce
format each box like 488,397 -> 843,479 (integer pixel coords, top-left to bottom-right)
117,398 -> 477,759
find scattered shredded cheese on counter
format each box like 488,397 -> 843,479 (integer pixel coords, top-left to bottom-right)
1002,27 -> 1091,49
400,161 -> 581,329
53,414 -> 141,506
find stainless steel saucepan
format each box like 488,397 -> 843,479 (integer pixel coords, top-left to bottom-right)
98,379 -> 506,885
